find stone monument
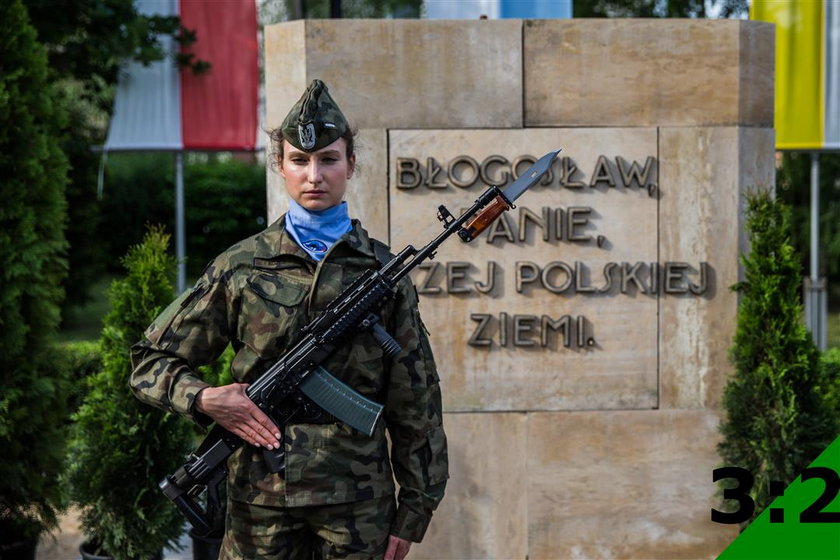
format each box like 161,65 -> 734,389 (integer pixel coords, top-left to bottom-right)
265,18 -> 774,559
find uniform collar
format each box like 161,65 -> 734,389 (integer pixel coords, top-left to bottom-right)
254,215 -> 377,261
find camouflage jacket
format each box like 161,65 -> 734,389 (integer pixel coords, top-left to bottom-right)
130,218 -> 448,542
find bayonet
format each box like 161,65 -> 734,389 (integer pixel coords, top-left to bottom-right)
458,150 -> 560,241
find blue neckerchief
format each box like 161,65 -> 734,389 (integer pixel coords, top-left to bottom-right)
285,199 -> 352,261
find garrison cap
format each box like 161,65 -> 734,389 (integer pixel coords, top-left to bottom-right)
281,79 -> 349,152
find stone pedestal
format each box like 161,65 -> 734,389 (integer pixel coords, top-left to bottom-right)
264,19 -> 774,559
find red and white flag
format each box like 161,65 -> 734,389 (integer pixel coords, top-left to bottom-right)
105,0 -> 259,151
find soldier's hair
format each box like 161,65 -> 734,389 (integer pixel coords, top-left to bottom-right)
267,126 -> 357,173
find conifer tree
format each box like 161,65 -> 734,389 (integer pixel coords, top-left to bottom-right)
718,190 -> 836,524
66,227 -> 194,558
0,0 -> 70,544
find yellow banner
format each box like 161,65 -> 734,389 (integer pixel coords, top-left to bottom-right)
751,0 -> 825,150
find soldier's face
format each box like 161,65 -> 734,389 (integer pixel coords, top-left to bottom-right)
279,139 -> 355,211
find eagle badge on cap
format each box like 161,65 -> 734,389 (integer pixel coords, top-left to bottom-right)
299,123 -> 316,150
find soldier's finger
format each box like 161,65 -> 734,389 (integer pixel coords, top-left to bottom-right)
244,403 -> 282,439
246,416 -> 280,448
253,409 -> 282,437
248,426 -> 275,449
233,425 -> 261,448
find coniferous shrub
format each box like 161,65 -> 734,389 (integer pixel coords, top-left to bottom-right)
0,0 -> 70,546
65,227 -> 194,558
58,341 -> 103,417
718,190 -> 837,526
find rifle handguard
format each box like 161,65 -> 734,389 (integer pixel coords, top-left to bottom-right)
458,194 -> 512,242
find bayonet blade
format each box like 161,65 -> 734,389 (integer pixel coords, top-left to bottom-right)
502,149 -> 561,203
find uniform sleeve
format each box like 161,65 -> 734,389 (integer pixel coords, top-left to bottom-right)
384,277 -> 449,543
129,263 -> 236,426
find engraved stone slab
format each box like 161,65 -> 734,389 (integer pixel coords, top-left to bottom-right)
524,20 -> 774,127
389,129 -> 661,412
526,409 -> 738,559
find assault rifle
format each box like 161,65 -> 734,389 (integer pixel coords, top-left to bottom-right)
160,150 -> 561,533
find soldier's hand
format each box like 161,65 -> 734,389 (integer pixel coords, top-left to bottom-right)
195,384 -> 282,449
384,535 -> 411,560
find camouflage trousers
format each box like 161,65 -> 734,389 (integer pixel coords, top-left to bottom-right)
219,494 -> 396,560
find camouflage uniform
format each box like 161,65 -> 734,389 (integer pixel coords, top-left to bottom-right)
130,217 -> 448,556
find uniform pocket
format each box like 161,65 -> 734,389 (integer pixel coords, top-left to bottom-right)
413,308 -> 440,384
246,272 -> 307,306
241,273 -> 309,359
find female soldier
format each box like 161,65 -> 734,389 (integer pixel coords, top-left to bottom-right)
130,80 -> 448,560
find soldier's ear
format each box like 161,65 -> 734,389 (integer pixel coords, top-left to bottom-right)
277,153 -> 286,178
347,153 -> 356,180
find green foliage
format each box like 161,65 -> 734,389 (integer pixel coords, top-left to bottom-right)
59,82 -> 107,310
198,345 -> 235,388
0,0 -> 70,544
25,0 -> 209,111
271,0 -> 421,19
23,0 -> 209,312
183,158 -> 268,276
58,340 -> 103,416
718,191 -> 837,527
819,348 -> 840,424
100,154 -> 266,278
776,152 -> 840,303
573,0 -> 748,18
65,227 -> 194,558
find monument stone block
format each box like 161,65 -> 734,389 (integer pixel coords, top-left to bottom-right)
265,19 -> 523,131
658,127 -> 775,409
526,410 -> 738,559
523,20 -> 774,127
412,412 -> 529,559
262,19 -> 776,558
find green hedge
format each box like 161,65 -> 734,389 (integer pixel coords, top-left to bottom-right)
99,154 -> 266,279
776,152 -> 840,302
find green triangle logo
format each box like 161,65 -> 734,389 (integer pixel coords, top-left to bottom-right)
718,437 -> 840,559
